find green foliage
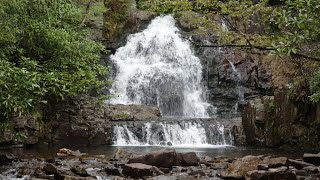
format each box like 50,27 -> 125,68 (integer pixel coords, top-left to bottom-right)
137,0 -> 192,13
271,0 -> 320,57
137,0 -> 320,102
15,132 -> 27,142
0,0 -> 109,118
310,71 -> 320,102
103,0 -> 131,40
300,120 -> 320,148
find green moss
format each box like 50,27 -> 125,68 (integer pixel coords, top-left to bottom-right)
103,0 -> 131,41
114,112 -> 131,120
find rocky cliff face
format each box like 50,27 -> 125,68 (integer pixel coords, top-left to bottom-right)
242,88 -> 320,147
41,96 -> 161,146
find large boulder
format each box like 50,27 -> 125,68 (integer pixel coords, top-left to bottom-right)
122,163 -> 163,178
177,152 -> 199,166
262,157 -> 288,168
128,149 -> 178,168
221,155 -> 262,179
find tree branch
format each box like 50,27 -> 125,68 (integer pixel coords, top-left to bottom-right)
193,42 -> 320,62
80,0 -> 93,26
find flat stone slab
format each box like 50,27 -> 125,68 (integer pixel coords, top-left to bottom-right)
303,153 -> 320,165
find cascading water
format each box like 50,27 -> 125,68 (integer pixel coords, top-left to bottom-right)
113,120 -> 233,147
109,15 -> 211,118
228,60 -> 244,113
109,15 -> 234,147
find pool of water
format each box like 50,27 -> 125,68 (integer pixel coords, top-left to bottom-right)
0,145 -> 304,160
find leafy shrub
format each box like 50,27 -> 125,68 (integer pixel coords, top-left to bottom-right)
0,0 -> 109,118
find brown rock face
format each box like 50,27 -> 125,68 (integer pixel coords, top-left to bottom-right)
104,104 -> 161,121
128,149 -> 178,168
242,88 -> 317,147
122,163 -> 163,178
42,96 -> 161,146
177,152 -> 200,166
262,157 -> 288,168
221,155 -> 262,179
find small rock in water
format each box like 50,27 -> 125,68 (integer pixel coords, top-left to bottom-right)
166,142 -> 172,146
57,148 -> 86,157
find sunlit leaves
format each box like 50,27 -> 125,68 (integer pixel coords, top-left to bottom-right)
0,0 -> 109,118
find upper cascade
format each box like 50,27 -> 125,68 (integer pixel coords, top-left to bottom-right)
108,15 -> 212,118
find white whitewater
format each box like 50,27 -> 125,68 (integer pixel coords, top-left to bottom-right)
113,121 -> 233,147
228,60 -> 244,112
109,15 -> 211,118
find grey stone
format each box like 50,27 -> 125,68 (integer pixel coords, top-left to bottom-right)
289,159 -> 315,169
177,152 -> 199,166
122,163 -> 163,178
128,149 -> 178,168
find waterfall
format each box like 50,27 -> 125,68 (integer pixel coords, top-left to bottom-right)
227,60 -> 244,113
108,15 -> 211,118
113,120 -> 233,147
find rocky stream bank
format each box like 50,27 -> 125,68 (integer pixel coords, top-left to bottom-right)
1,148 -> 320,180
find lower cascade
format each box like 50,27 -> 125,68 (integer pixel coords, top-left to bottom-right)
112,119 -> 233,147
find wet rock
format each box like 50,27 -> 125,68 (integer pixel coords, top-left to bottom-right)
105,165 -> 121,176
58,148 -> 86,157
43,163 -> 76,180
70,166 -> 90,177
302,166 -> 319,174
122,163 -> 163,178
211,163 -> 229,170
288,159 -> 315,169
128,149 -> 178,168
43,163 -> 59,174
177,152 -> 199,166
114,148 -> 132,162
172,166 -> 187,173
263,157 -> 288,168
43,96 -> 113,146
0,129 -> 14,144
257,164 -> 269,170
246,169 -> 297,180
221,155 -> 262,179
63,175 -> 95,180
203,156 -> 214,163
147,175 -> 178,180
159,167 -> 170,174
303,153 -> 320,165
105,104 -> 161,121
188,170 -> 206,176
268,166 -> 288,172
0,155 -> 16,165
